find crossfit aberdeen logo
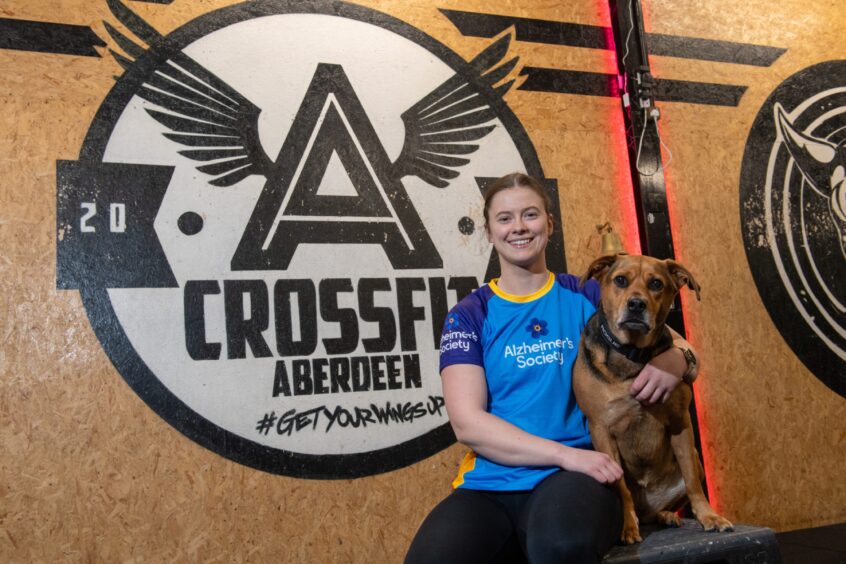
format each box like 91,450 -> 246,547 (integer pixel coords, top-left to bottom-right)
56,0 -> 550,477
740,60 -> 846,400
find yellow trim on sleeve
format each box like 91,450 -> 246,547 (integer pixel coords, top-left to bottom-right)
488,271 -> 555,303
451,451 -> 477,489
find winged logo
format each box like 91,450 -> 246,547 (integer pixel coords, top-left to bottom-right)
103,0 -> 519,189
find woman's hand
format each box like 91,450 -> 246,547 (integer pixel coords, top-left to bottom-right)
559,447 -> 623,484
630,346 -> 687,404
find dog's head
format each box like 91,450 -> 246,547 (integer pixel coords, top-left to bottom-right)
581,254 -> 701,347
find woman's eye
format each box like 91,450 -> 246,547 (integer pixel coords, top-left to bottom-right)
648,279 -> 665,291
613,276 -> 628,288
525,212 -> 538,219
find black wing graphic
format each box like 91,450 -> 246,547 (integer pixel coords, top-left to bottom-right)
392,34 -> 519,188
104,0 -> 272,186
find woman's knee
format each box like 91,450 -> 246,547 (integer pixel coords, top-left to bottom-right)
520,471 -> 622,562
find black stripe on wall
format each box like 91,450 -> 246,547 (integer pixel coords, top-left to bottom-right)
440,9 -> 784,68
519,67 -> 746,107
519,68 -> 620,98
0,18 -> 105,57
647,33 -> 784,67
655,78 -> 747,107
440,9 -> 611,49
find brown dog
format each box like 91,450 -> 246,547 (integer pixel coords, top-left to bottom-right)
573,254 -> 732,544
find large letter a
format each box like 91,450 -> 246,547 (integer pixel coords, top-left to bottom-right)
231,64 -> 442,271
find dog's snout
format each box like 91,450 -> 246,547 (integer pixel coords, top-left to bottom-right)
627,298 -> 647,314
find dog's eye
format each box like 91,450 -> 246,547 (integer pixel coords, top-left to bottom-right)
613,275 -> 628,288
648,279 -> 665,291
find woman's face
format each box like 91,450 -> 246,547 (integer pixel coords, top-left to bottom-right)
485,185 -> 553,271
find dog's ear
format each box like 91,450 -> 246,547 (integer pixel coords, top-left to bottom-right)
580,254 -> 621,287
666,260 -> 701,301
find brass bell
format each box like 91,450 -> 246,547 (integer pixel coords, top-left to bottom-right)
596,223 -> 626,256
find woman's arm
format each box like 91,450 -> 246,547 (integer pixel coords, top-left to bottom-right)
442,363 -> 623,484
630,328 -> 699,404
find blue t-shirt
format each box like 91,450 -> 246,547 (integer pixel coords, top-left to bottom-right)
439,272 -> 600,491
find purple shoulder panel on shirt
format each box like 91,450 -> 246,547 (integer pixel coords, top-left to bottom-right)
438,285 -> 493,372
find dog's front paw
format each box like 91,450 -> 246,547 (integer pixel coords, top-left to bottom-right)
699,513 -> 733,532
620,514 -> 642,544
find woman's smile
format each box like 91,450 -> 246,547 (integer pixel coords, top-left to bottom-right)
485,186 -> 553,270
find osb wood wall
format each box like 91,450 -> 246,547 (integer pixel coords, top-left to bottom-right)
0,0 -> 843,562
643,0 -> 846,531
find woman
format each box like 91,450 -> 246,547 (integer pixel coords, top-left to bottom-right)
405,173 -> 695,563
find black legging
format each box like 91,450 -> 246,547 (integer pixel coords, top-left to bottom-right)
405,470 -> 622,564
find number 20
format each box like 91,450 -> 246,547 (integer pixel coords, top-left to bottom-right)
80,202 -> 126,233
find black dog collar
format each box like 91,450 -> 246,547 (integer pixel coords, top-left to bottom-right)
597,310 -> 660,364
